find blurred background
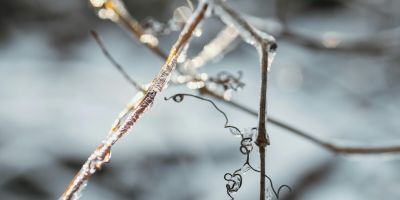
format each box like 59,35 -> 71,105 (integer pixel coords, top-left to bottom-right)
1,0 -> 400,199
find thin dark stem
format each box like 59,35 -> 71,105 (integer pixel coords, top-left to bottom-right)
255,43 -> 270,200
90,30 -> 145,92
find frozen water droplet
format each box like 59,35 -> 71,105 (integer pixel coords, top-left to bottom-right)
229,127 -> 241,136
265,184 -> 273,200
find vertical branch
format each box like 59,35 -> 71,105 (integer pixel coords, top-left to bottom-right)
212,0 -> 276,199
255,42 -> 271,200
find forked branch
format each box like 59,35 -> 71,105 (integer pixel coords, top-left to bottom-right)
212,1 -> 277,199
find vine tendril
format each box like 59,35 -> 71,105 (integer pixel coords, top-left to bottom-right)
164,93 -> 291,199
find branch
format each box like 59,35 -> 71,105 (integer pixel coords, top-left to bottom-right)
91,0 -> 168,59
60,2 -> 208,199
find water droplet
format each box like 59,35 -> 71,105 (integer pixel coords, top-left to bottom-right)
229,127 -> 241,136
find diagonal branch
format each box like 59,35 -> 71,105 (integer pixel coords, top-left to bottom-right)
60,2 -> 208,199
92,0 -> 168,59
90,30 -> 145,92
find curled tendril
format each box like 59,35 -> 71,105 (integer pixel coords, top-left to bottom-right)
164,93 -> 241,134
164,93 -> 291,199
224,132 -> 291,200
209,71 -> 245,91
238,135 -> 291,199
224,169 -> 242,199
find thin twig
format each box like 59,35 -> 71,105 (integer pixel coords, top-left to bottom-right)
60,2 -> 208,199
90,30 -> 145,92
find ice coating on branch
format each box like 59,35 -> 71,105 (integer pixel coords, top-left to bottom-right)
60,144 -> 112,200
265,184 -> 273,200
258,42 -> 277,72
213,9 -> 256,45
211,0 -> 276,50
112,92 -> 154,141
184,25 -> 239,71
61,180 -> 86,200
174,6 -> 193,23
150,61 -> 177,92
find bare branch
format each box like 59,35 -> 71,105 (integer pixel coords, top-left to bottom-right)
256,42 -> 270,200
60,2 -> 208,199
